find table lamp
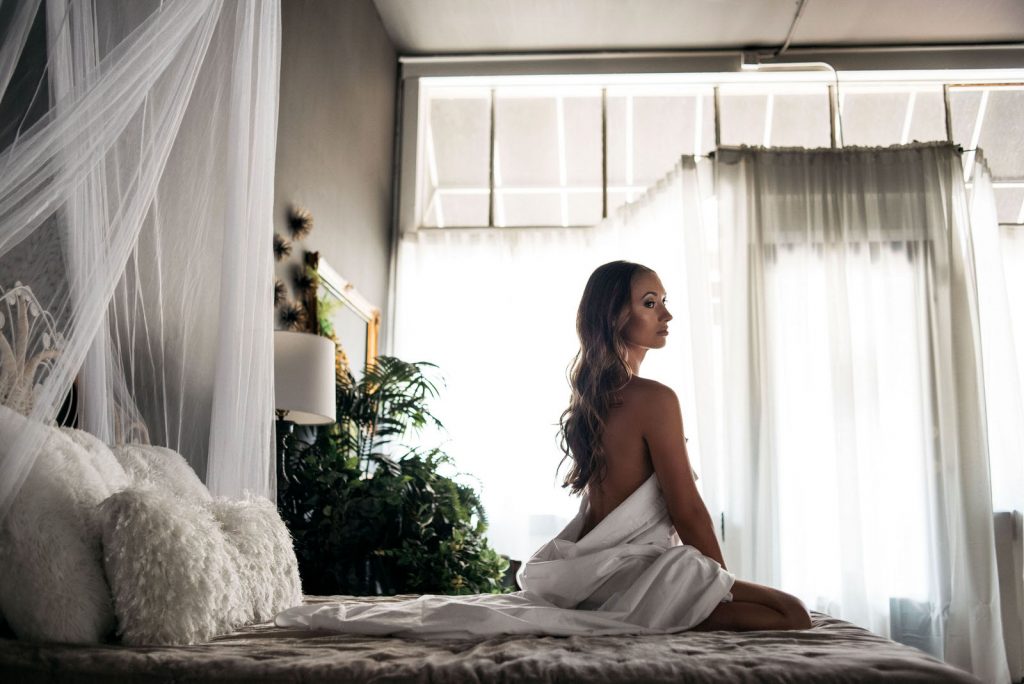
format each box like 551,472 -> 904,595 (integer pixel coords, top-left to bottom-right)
274,331 -> 336,490
274,330 -> 336,425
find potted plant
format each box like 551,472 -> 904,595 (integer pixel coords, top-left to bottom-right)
276,355 -> 509,596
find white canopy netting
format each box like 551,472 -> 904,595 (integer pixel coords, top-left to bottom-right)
0,0 -> 280,522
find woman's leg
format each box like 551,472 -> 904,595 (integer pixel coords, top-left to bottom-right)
694,580 -> 812,631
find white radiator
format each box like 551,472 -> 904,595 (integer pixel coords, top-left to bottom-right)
994,511 -> 1024,683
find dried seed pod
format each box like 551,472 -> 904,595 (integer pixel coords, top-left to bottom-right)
273,277 -> 286,306
278,300 -> 308,331
293,265 -> 318,294
273,233 -> 292,261
287,205 -> 314,240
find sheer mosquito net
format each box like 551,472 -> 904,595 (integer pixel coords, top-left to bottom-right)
0,0 -> 280,521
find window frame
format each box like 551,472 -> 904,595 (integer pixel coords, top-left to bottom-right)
385,55 -> 1024,350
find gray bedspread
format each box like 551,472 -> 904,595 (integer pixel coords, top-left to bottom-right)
0,595 -> 979,683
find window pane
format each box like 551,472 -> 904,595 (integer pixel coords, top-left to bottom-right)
494,95 -> 560,186
950,87 -> 1024,180
493,90 -> 602,226
840,86 -> 946,146
422,91 -> 491,227
426,193 -> 489,228
608,89 -> 715,193
994,186 -> 1024,225
499,192 -> 562,227
720,85 -> 831,148
719,92 -> 767,146
429,95 -> 490,186
563,96 -> 602,186
568,191 -> 604,226
977,90 -> 1024,179
948,88 -> 982,152
772,91 -> 832,147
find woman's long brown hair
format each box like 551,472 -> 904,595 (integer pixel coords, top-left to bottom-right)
558,261 -> 653,495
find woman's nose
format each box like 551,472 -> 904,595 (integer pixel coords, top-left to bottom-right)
661,307 -> 673,322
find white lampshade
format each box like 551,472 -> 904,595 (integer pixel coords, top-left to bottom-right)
274,331 -> 336,425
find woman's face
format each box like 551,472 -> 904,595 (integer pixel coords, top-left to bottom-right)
622,271 -> 672,350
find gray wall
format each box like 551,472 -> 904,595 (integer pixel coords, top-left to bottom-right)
274,0 -> 397,348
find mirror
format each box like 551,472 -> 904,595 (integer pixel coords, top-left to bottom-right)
317,259 -> 380,377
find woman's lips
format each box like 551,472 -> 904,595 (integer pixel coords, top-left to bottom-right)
657,329 -> 669,335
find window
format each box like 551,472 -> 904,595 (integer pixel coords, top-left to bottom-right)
410,74 -> 1024,229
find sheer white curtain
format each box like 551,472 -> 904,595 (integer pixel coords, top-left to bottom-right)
715,144 -> 1011,683
393,159 -> 718,561
971,161 -> 1024,517
0,0 -> 280,520
973,165 -> 1024,683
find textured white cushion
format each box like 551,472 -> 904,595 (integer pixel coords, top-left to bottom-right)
100,488 -> 249,645
208,497 -> 303,623
0,406 -> 128,643
111,443 -> 211,503
100,488 -> 302,645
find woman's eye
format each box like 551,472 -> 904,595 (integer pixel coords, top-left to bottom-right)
644,301 -> 656,308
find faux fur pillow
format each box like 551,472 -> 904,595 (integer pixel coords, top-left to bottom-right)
208,497 -> 303,622
111,443 -> 211,503
100,488 -> 249,645
0,407 -> 128,643
100,489 -> 302,645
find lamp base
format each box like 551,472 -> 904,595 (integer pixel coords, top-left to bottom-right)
275,416 -> 294,507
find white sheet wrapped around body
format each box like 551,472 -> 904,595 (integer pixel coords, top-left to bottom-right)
274,474 -> 734,638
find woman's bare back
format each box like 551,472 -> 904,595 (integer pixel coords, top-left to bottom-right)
577,377 -> 661,539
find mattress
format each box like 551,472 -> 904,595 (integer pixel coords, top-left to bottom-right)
0,595 -> 980,683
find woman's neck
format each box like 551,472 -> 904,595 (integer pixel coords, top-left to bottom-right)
625,345 -> 647,375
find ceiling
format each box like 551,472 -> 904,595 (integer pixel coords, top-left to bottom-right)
372,0 -> 1024,56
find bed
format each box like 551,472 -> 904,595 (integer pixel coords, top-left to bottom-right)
0,595 -> 979,683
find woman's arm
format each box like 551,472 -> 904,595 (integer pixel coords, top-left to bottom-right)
640,383 -> 727,570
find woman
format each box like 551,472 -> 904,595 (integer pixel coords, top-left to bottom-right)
556,260 -> 811,632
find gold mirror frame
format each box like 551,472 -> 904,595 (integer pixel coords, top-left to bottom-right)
316,259 -> 380,368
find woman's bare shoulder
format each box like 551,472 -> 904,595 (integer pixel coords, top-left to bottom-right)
621,377 -> 678,404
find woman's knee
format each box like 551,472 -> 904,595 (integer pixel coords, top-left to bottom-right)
730,581 -> 812,630
777,591 -> 812,630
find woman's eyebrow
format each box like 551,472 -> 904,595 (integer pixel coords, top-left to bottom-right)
642,291 -> 658,297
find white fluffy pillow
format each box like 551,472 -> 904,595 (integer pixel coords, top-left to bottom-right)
111,443 -> 211,503
0,406 -> 127,643
100,488 -> 249,645
208,497 -> 302,622
100,488 -> 302,645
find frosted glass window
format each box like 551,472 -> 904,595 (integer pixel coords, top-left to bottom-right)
494,96 -> 561,187
428,194 -> 489,228
840,87 -> 946,146
720,86 -> 831,148
607,89 -> 715,201
421,91 -> 490,227
994,186 -> 1024,225
771,91 -> 832,148
500,193 -> 562,227
950,87 -> 1024,181
719,92 -> 767,146
494,91 -> 602,226
563,97 -> 603,187
416,79 -> 1024,228
976,90 -> 1024,178
568,191 -> 604,226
